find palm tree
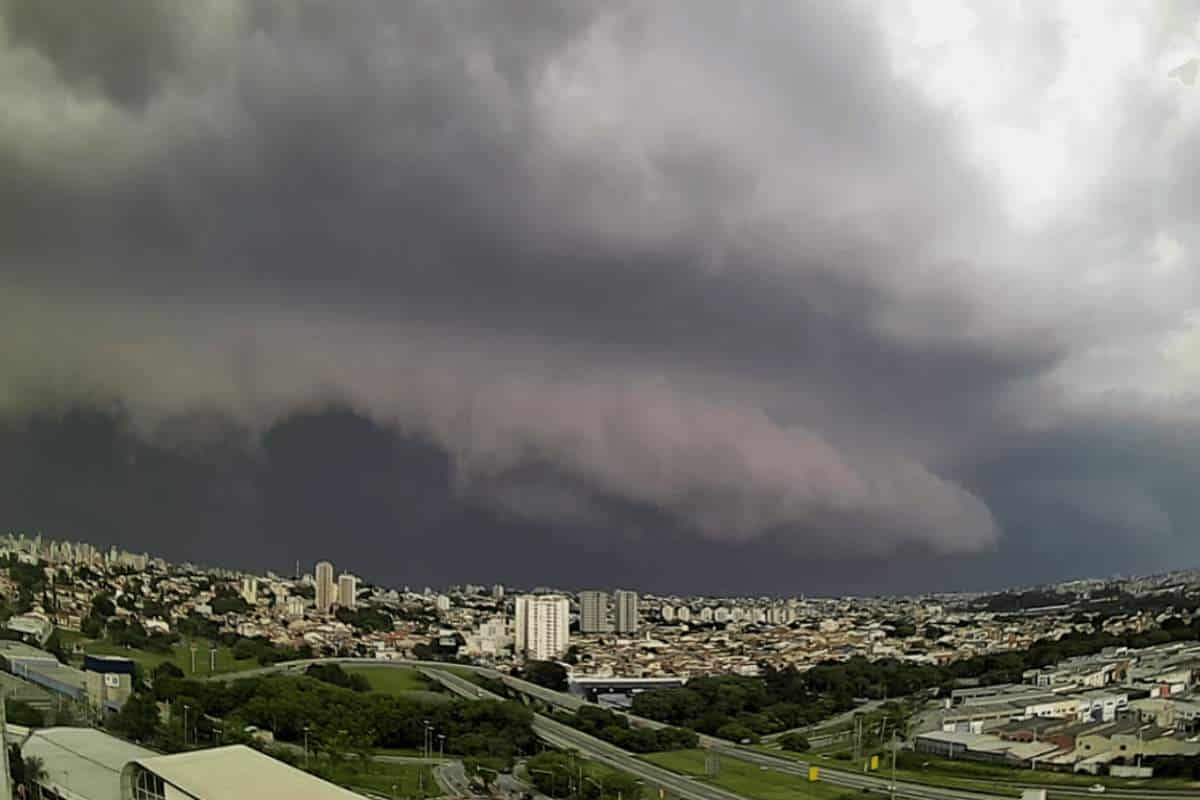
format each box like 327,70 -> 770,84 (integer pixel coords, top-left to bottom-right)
22,755 -> 47,800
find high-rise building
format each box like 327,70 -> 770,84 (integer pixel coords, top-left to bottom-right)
661,604 -> 676,622
514,594 -> 570,660
315,561 -> 335,614
579,591 -> 610,633
240,576 -> 258,604
338,574 -> 358,610
285,596 -> 305,619
615,589 -> 639,634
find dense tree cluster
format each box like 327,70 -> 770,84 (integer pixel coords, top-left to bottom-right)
305,663 -> 371,692
335,606 -> 394,633
778,732 -> 810,752
525,751 -> 642,800
520,660 -> 568,692
556,705 -> 698,753
114,672 -> 537,764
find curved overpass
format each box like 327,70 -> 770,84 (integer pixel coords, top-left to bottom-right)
205,659 -> 1200,800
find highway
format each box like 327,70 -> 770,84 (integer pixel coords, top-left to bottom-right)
204,658 -> 1200,799
423,666 -> 757,800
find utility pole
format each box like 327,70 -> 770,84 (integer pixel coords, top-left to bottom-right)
890,730 -> 898,800
0,688 -> 12,800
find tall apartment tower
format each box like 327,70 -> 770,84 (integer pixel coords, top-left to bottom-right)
615,589 -> 639,634
338,574 -> 358,610
315,561 -> 336,614
579,591 -> 611,633
514,594 -> 570,660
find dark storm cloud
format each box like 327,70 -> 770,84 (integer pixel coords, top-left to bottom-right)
2,1 -> 1198,590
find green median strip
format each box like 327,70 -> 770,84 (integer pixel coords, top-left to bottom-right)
640,749 -> 869,800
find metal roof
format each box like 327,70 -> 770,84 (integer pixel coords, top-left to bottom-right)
128,744 -> 363,799
21,726 -> 158,800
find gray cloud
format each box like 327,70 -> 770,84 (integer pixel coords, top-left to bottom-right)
2,0 -> 1199,585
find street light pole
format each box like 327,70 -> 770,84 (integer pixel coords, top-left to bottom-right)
584,775 -> 603,800
530,768 -> 556,796
890,730 -> 898,800
438,733 -> 445,761
303,725 -> 311,768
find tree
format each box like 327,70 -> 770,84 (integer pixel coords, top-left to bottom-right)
22,754 -> 46,797
109,692 -> 161,743
521,661 -> 568,692
153,662 -> 185,682
779,732 -> 811,752
90,594 -> 116,619
5,700 -> 42,728
79,615 -> 104,638
715,722 -> 758,743
7,745 -> 23,788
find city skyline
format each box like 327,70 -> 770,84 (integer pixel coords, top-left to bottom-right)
0,528 -> 1175,604
4,3 -> 1200,594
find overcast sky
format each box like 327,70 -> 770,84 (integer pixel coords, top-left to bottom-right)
3,1 -> 1200,595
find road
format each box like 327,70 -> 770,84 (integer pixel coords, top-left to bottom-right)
761,697 -> 889,742
435,759 -> 476,797
205,658 -> 1200,799
423,666 -> 1032,800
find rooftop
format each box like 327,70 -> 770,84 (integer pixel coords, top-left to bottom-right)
127,744 -> 362,799
21,726 -> 158,800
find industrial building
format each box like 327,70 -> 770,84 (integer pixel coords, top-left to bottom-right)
11,729 -> 360,800
84,654 -> 136,713
6,614 -> 54,646
0,641 -> 87,703
20,726 -> 157,800
121,744 -> 361,799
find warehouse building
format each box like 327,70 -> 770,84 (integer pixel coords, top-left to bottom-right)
121,744 -> 361,799
20,726 -> 157,800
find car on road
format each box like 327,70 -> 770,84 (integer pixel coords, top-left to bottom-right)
1088,785 -> 1106,793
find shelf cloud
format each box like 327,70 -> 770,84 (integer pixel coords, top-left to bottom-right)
2,0 -> 1199,589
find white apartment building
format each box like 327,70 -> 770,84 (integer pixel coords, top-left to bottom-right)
285,596 -> 305,619
514,594 -> 570,660
580,591 -> 610,633
315,561 -> 335,614
337,574 -> 358,610
615,590 -> 639,634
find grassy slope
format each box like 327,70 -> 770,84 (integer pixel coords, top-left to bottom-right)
753,744 -> 1200,794
323,760 -> 439,797
343,665 -> 432,693
642,750 -> 860,800
58,629 -> 261,675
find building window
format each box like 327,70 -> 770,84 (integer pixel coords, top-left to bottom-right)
133,768 -> 166,800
